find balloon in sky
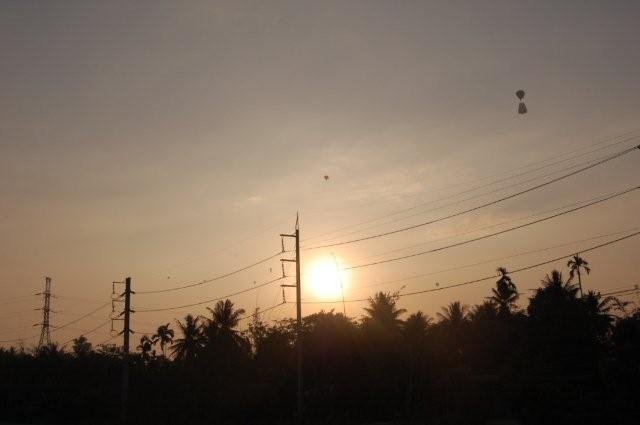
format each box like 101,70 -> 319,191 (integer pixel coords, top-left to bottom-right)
516,90 -> 527,114
324,175 -> 329,181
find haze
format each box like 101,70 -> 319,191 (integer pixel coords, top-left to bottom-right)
1,0 -> 639,346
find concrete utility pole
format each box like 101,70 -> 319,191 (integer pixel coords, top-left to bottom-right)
119,277 -> 133,425
281,215 -> 303,421
36,276 -> 52,350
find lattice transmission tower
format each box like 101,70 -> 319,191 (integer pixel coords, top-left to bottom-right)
36,276 -> 53,349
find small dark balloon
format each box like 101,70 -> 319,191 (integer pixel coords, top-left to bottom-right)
516,89 -> 525,100
324,175 -> 329,181
518,102 -> 528,114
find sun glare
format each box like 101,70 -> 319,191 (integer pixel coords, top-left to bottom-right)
306,256 -> 347,300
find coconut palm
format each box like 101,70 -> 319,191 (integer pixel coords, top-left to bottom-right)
528,269 -> 580,321
171,314 -> 203,362
489,267 -> 519,318
567,254 -> 590,298
363,291 -> 407,332
137,335 -> 154,361
469,301 -> 499,323
152,323 -> 174,358
403,311 -> 431,339
437,301 -> 469,327
582,290 -> 619,339
206,299 -> 246,335
541,269 -> 579,297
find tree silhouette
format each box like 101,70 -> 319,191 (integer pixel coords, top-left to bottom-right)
362,291 -> 407,333
3,265 -> 639,425
489,267 -> 519,318
206,299 -> 246,335
170,314 -> 203,362
567,253 -> 590,298
582,290 -> 618,341
137,335 -> 155,362
152,323 -> 174,358
202,299 -> 248,361
437,301 -> 469,327
403,311 -> 431,339
71,335 -> 92,357
469,300 -> 499,322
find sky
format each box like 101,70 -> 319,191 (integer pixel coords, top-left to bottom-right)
1,0 -> 639,348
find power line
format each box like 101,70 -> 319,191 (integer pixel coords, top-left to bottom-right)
601,286 -> 639,297
60,319 -> 112,346
96,334 -> 119,346
352,192 -> 625,263
49,302 -> 112,334
310,149 -> 630,246
137,276 -> 288,313
298,230 -> 640,305
343,186 -> 639,271
0,301 -> 112,345
238,301 -> 286,322
304,145 -> 639,250
137,251 -> 285,295
142,217 -> 294,281
351,227 -> 640,292
303,134 -> 640,244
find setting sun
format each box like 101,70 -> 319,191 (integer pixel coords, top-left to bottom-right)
306,256 -> 348,300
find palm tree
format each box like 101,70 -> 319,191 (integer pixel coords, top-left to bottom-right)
403,311 -> 431,339
469,301 -> 499,323
541,269 -> 579,298
489,267 -> 519,318
152,323 -> 174,358
437,301 -> 469,327
567,254 -> 590,298
206,299 -> 246,335
582,290 -> 619,339
363,291 -> 407,332
137,335 -> 154,361
171,314 -> 203,362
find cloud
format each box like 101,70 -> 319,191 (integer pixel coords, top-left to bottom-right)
247,195 -> 264,204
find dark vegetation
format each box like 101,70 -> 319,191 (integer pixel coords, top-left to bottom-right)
1,257 -> 639,425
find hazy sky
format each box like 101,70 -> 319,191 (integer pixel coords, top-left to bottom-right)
2,1 -> 639,347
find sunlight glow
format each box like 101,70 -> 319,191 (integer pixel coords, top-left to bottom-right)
306,256 -> 348,300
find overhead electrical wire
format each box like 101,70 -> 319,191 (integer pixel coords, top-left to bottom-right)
137,276 -> 288,313
7,189 -> 635,339
60,319 -> 112,346
304,145 -> 640,250
303,134 -> 640,244
310,149 -> 633,246
0,301 -> 112,344
297,229 -> 640,305
352,226 -> 640,292
238,301 -> 286,322
96,334 -> 119,346
137,250 -> 285,295
601,287 -> 639,297
341,185 -> 639,270
49,301 -> 112,333
352,191 -> 625,263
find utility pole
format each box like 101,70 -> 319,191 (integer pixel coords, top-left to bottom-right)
36,276 -> 53,350
118,277 -> 133,425
281,215 -> 303,421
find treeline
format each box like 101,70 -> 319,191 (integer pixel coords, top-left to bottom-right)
1,258 -> 639,425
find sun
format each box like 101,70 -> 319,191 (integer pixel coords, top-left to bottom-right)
306,256 -> 347,300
